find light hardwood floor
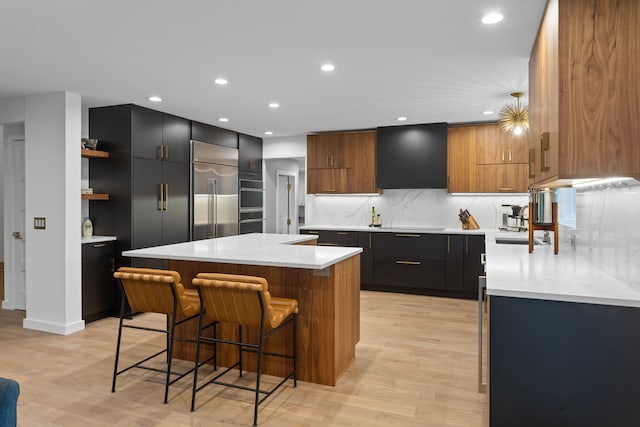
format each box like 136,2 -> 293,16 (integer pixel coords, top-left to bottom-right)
0,291 -> 487,427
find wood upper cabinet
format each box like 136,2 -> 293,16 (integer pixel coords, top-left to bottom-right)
529,0 -> 640,187
476,123 -> 528,165
447,125 -> 477,192
307,130 -> 379,194
447,123 -> 528,193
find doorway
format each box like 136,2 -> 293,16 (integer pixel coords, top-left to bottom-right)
276,171 -> 297,234
3,126 -> 26,310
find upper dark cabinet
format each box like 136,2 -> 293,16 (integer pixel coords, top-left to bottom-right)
239,133 -> 262,178
132,107 -> 163,160
191,121 -> 238,149
162,113 -> 190,163
376,123 -> 448,189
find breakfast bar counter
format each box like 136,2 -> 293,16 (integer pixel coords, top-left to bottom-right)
122,233 -> 362,386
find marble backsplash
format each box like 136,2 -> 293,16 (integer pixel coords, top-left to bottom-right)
306,189 -> 529,230
573,182 -> 640,288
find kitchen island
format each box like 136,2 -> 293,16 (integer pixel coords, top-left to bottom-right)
485,232 -> 640,427
122,233 -> 362,386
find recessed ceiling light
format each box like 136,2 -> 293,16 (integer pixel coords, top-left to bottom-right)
218,117 -> 229,122
264,131 -> 273,135
214,78 -> 228,85
148,96 -> 162,102
397,116 -> 408,121
269,102 -> 280,108
483,110 -> 495,115
321,64 -> 335,72
482,12 -> 504,24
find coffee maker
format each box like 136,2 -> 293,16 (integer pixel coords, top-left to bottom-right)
499,204 -> 528,232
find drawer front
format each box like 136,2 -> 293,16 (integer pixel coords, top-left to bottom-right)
82,241 -> 115,258
324,231 -> 359,247
374,233 -> 446,260
374,260 -> 446,290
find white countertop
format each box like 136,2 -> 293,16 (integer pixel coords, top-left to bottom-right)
122,233 -> 362,270
300,224 -> 486,235
82,235 -> 117,244
485,230 -> 640,308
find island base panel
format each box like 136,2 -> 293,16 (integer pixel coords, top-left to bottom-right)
169,255 -> 360,386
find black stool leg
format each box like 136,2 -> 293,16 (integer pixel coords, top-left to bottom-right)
111,295 -> 126,393
293,314 -> 298,388
191,308 -> 205,412
238,324 -> 243,377
164,311 -> 178,404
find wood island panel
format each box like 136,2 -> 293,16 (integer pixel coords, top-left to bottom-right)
169,254 -> 360,386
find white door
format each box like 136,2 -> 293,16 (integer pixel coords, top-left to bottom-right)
276,171 -> 297,234
3,137 -> 26,310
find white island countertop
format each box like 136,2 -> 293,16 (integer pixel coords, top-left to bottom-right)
485,230 -> 640,308
122,233 -> 362,270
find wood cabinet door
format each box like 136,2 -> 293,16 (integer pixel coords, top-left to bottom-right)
307,168 -> 347,194
476,124 -> 505,164
477,164 -> 528,193
307,134 -> 346,169
344,131 -> 377,193
505,133 -> 529,163
447,126 -> 477,192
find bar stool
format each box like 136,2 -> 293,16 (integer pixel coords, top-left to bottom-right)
190,273 -> 298,426
112,267 -> 216,403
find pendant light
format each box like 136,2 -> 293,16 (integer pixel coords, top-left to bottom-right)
498,92 -> 529,136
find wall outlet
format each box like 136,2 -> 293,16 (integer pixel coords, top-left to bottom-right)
34,217 -> 46,229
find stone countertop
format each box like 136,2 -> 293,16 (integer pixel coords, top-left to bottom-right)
122,233 -> 362,270
484,230 -> 640,308
299,224 -> 486,235
81,236 -> 117,244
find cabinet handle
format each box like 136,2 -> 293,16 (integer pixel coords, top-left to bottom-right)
498,187 -> 514,192
395,233 -> 420,238
318,242 -> 338,246
92,243 -> 106,248
158,184 -> 164,210
396,260 -> 421,265
110,257 -> 115,273
481,253 -> 486,265
502,150 -> 505,163
308,231 -> 319,234
164,145 -> 169,159
528,147 -> 536,179
323,188 -> 336,192
157,145 -> 163,159
447,236 -> 450,253
509,150 -> 512,162
336,232 -> 349,235
540,132 -> 550,172
164,184 -> 168,211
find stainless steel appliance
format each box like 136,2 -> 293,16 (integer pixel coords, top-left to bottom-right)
190,141 -> 239,240
499,204 -> 529,232
239,178 -> 265,234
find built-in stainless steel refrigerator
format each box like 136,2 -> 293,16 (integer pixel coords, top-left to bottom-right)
190,141 -> 239,240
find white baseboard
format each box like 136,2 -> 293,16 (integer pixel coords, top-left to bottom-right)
23,318 -> 85,335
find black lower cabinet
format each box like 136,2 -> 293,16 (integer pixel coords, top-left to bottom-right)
82,241 -> 117,323
446,234 -> 485,297
490,296 -> 640,427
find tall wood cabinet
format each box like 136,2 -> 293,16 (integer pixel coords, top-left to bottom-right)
529,0 -> 640,187
447,123 -> 528,193
88,104 -> 190,267
307,130 -> 379,194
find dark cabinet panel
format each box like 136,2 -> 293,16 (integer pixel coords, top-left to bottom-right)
132,158 -> 163,249
162,114 -> 190,163
376,123 -> 448,189
446,234 -> 464,291
374,233 -> 446,261
161,161 -> 190,245
239,134 -> 262,178
358,232 -> 373,284
132,106 -> 163,160
463,235 -> 485,293
82,241 -> 116,323
374,260 -> 446,290
191,121 -> 238,149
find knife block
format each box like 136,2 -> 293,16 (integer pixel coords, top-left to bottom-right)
462,215 -> 480,230
528,202 -> 558,254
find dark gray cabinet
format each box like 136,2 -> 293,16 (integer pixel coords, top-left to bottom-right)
358,232 -> 373,285
239,134 -> 262,179
89,104 -> 190,269
82,241 -> 116,323
445,234 -> 484,297
372,232 -> 446,291
376,123 -> 448,189
191,121 -> 238,149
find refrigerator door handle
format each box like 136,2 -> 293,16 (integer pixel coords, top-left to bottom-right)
213,180 -> 218,237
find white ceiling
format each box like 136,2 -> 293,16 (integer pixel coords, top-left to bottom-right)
0,0 -> 547,138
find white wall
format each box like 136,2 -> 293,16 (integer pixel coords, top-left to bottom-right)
263,136 -> 306,159
264,158 -> 301,233
21,92 -> 83,334
0,126 -> 3,261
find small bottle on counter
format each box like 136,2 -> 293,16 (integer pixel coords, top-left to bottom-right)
371,207 -> 376,225
376,214 -> 381,226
